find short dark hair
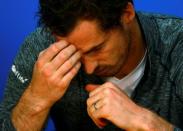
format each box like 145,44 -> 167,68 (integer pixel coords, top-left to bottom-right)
39,0 -> 133,36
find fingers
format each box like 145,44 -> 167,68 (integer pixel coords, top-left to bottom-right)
87,83 -> 116,111
29,40 -> 82,108
53,50 -> 81,78
89,82 -> 120,97
87,94 -> 104,109
51,44 -> 77,70
92,111 -> 108,128
92,117 -> 107,129
87,99 -> 107,128
38,40 -> 81,80
62,61 -> 81,84
85,84 -> 100,92
39,40 -> 69,65
87,86 -> 108,128
86,82 -> 123,128
35,41 -> 82,95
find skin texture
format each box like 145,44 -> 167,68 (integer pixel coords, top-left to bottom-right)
56,3 -> 145,79
12,41 -> 82,130
12,3 -> 173,131
85,83 -> 173,130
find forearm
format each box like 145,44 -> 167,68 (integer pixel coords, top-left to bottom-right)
12,87 -> 52,131
134,107 -> 173,131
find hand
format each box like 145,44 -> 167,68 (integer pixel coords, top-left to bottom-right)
86,82 -> 140,129
12,40 -> 81,130
29,40 -> 81,111
86,82 -> 173,130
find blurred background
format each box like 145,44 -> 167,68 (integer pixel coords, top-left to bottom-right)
0,0 -> 183,130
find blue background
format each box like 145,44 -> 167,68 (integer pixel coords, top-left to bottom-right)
0,0 -> 182,130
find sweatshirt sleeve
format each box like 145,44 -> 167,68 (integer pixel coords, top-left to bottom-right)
174,127 -> 182,131
169,28 -> 183,130
0,28 -> 54,130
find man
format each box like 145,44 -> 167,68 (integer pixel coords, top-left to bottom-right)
0,0 -> 183,130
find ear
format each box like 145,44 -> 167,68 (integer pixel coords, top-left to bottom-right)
121,2 -> 135,25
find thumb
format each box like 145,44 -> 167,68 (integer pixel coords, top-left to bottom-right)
85,84 -> 100,92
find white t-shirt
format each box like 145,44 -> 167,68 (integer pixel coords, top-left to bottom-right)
104,50 -> 147,97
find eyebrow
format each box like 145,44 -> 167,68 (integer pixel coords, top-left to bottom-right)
84,42 -> 104,54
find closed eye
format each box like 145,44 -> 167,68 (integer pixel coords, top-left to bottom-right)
85,42 -> 105,55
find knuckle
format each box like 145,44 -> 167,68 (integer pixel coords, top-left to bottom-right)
56,52 -> 64,61
86,99 -> 90,106
105,82 -> 114,87
103,88 -> 112,95
42,66 -> 52,77
50,44 -> 59,53
59,53 -> 67,60
36,60 -> 44,69
66,61 -> 73,69
43,69 -> 52,77
61,51 -> 69,59
70,44 -> 76,51
56,41 -> 69,50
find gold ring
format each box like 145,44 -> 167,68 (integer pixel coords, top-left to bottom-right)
93,102 -> 98,110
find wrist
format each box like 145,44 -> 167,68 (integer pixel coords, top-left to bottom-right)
15,86 -> 52,117
133,107 -> 173,131
12,86 -> 51,130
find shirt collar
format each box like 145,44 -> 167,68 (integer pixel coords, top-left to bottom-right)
136,12 -> 160,73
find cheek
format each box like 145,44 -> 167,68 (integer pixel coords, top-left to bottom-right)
105,45 -> 126,63
102,46 -> 128,67
96,51 -> 119,66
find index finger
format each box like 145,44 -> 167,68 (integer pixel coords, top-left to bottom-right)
39,40 -> 69,64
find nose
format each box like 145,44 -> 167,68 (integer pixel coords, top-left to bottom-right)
81,56 -> 98,74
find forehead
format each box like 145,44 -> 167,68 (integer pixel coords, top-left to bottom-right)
56,20 -> 106,52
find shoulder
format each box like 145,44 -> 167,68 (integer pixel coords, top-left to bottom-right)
12,27 -> 55,80
138,12 -> 183,95
139,12 -> 183,65
138,11 -> 183,34
15,27 -> 55,62
22,27 -> 55,52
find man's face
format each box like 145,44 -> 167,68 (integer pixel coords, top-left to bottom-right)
56,20 -> 131,77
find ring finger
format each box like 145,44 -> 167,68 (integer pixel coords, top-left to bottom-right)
54,50 -> 81,78
51,44 -> 77,70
